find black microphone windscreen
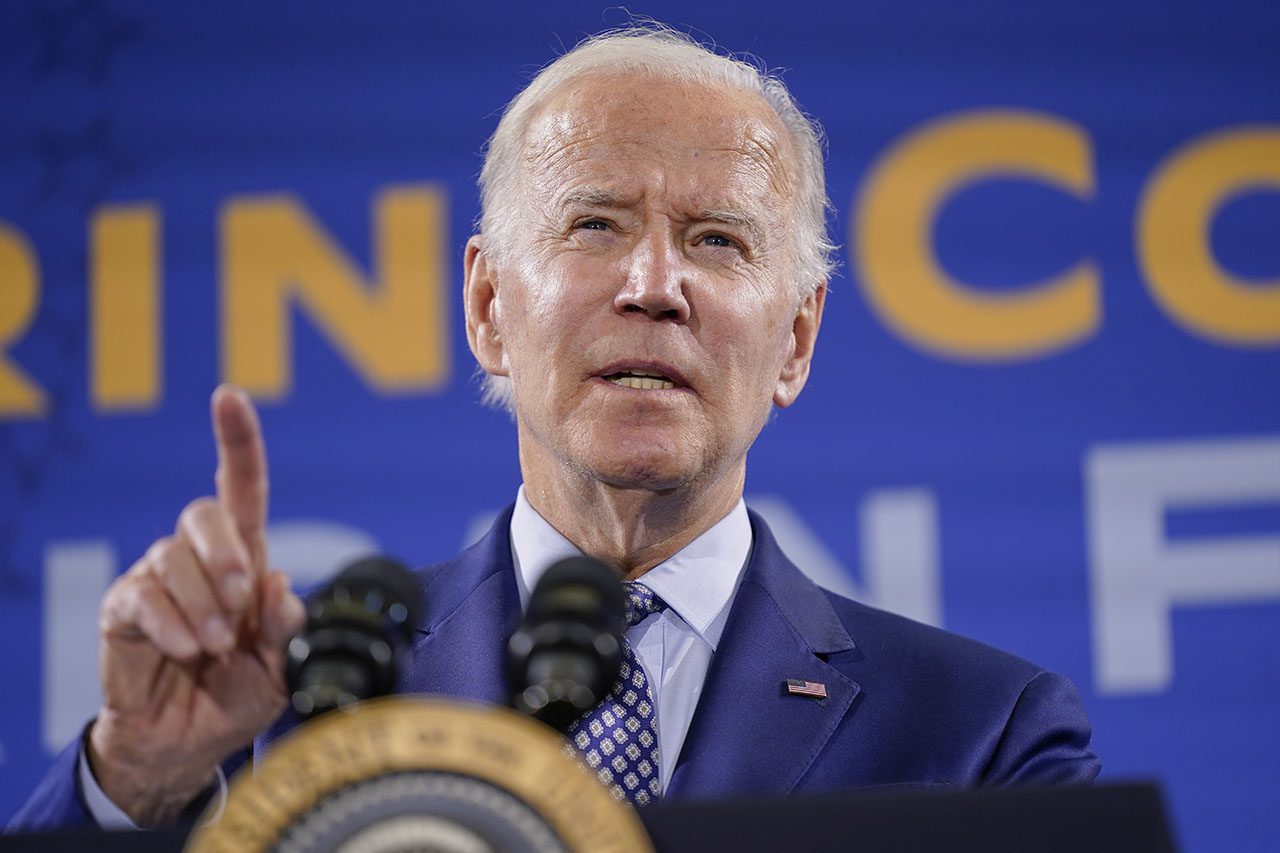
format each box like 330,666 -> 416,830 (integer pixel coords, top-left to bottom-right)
528,555 -> 625,629
330,555 -> 426,635
286,554 -> 424,718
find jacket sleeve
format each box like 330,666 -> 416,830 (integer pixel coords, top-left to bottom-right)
5,723 -> 247,834
982,670 -> 1102,786
4,736 -> 94,833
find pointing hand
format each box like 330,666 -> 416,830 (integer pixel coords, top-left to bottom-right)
89,386 -> 306,826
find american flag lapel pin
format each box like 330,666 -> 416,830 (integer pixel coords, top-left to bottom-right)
785,678 -> 828,699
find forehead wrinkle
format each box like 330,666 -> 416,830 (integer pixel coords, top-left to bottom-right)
736,127 -> 795,210
520,110 -> 609,194
689,121 -> 794,221
516,74 -> 798,235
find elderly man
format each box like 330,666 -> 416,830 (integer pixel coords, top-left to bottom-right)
10,26 -> 1099,832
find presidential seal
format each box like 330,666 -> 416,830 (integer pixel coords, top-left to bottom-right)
185,697 -> 654,853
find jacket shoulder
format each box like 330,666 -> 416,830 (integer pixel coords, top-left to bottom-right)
813,589 -> 1100,786
820,590 -> 1044,684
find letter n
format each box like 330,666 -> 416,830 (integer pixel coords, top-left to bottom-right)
220,186 -> 449,398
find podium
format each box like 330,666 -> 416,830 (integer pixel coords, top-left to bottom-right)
0,782 -> 1177,852
1,696 -> 1178,852
641,782 -> 1178,852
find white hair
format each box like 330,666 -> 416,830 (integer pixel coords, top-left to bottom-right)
475,24 -> 836,412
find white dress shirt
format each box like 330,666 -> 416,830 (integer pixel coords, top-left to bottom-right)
510,486 -> 752,794
79,740 -> 142,828
82,486 -> 753,824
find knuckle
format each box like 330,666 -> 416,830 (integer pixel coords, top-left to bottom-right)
206,547 -> 244,584
179,501 -> 249,580
100,572 -> 150,633
132,579 -> 166,615
98,606 -> 117,638
145,537 -> 185,580
178,496 -> 222,532
103,569 -> 136,603
119,552 -> 152,582
146,537 -> 188,578
99,583 -> 128,632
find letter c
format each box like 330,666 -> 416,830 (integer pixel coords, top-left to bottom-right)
855,110 -> 1099,360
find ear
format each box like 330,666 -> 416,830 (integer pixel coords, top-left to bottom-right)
773,284 -> 827,408
463,235 -> 509,377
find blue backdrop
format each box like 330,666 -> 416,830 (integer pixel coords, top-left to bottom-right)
2,2 -> 1278,850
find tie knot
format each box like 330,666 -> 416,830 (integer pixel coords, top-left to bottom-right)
623,581 -> 666,627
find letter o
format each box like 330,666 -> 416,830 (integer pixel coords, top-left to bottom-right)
1137,127 -> 1280,346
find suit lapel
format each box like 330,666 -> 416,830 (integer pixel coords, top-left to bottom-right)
265,503 -> 859,797
667,510 -> 860,799
399,504 -> 521,707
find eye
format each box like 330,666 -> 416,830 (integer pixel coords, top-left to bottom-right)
697,232 -> 743,252
575,218 -> 611,231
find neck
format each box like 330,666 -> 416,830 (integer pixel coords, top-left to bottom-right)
518,439 -> 745,580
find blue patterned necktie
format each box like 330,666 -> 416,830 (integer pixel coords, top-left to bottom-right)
566,581 -> 667,806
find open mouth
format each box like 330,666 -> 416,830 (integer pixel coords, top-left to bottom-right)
602,368 -> 677,391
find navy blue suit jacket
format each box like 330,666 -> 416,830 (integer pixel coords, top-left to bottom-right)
9,506 -> 1099,830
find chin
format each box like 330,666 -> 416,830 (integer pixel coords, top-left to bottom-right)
576,434 -> 695,492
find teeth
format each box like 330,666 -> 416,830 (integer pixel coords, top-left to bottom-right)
610,376 -> 676,390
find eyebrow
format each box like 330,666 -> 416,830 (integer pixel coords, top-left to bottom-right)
557,188 -> 768,246
698,208 -> 767,247
559,187 -> 630,208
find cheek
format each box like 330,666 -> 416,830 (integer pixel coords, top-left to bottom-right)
499,266 -> 598,387
719,289 -> 793,354
499,260 -> 565,341
707,302 -> 796,400
512,251 -> 604,315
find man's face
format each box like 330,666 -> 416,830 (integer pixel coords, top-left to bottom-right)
468,72 -> 823,495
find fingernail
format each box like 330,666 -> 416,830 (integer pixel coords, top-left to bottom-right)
225,573 -> 253,608
204,616 -> 234,652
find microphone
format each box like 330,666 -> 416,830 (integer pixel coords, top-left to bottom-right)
285,555 -> 425,719
507,556 -> 626,732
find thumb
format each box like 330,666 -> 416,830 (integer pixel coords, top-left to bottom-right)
258,571 -> 306,656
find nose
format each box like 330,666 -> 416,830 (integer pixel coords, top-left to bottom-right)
613,230 -> 691,324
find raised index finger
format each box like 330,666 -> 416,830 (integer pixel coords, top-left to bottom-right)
211,384 -> 269,573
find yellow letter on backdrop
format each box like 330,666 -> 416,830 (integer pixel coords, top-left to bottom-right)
1138,127 -> 1280,346
856,110 -> 1100,360
0,224 -> 47,417
91,204 -> 162,411
221,186 -> 449,399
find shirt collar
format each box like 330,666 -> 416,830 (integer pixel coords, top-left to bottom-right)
509,486 -> 752,651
